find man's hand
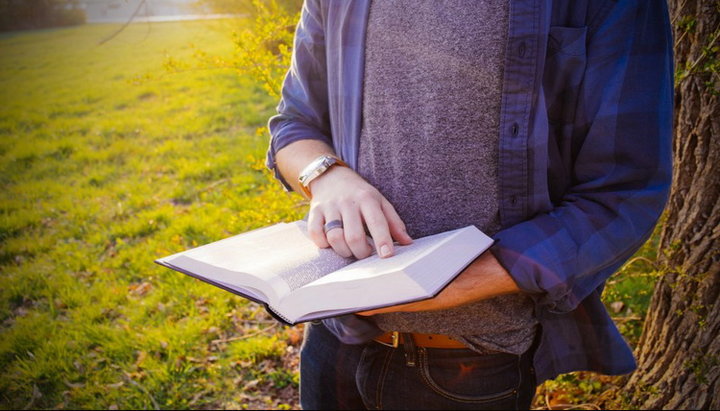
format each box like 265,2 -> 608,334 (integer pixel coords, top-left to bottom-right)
275,140 -> 413,260
307,165 -> 413,259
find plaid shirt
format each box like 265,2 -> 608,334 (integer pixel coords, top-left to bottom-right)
266,0 -> 673,383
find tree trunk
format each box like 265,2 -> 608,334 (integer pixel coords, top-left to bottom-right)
623,1 -> 720,409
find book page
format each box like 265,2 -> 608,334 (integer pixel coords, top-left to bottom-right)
307,229 -> 457,285
161,221 -> 354,302
270,246 -> 355,292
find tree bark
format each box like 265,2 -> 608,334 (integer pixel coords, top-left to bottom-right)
624,1 -> 720,409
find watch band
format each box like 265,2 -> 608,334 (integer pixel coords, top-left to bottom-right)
298,154 -> 348,198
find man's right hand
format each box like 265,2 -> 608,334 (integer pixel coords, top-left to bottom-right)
306,165 -> 413,260
275,140 -> 412,260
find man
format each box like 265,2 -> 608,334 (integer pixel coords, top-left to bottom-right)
266,1 -> 673,409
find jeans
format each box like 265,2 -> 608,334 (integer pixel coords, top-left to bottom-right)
300,321 -> 537,410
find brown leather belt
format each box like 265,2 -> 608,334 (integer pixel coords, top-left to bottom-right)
374,331 -> 467,349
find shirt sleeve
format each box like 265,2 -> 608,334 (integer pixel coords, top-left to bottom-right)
266,0 -> 333,191
492,2 -> 674,313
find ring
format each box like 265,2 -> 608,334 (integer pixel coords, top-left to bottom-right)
323,219 -> 344,234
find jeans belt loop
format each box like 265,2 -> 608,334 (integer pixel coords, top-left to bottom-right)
402,332 -> 417,367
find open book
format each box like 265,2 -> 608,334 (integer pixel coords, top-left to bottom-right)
155,221 -> 495,325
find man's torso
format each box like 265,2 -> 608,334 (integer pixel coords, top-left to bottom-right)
358,0 -> 537,355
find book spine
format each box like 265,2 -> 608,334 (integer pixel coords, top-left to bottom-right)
264,304 -> 295,326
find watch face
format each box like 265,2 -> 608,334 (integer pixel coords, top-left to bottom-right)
320,156 -> 334,168
300,155 -> 334,186
298,155 -> 347,197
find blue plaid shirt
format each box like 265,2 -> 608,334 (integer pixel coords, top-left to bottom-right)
266,0 -> 673,383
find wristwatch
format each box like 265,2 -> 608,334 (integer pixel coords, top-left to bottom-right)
298,154 -> 348,198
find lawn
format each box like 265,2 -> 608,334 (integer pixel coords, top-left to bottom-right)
0,18 -> 660,410
0,19 -> 306,410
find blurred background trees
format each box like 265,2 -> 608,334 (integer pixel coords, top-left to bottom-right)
224,0 -> 301,97
195,0 -> 300,15
172,0 -> 302,97
0,0 -> 86,31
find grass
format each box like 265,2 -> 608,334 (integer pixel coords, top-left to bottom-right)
0,19 -> 305,410
0,18 -> 662,411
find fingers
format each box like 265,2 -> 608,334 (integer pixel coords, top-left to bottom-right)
360,200 -> 394,257
324,213 -> 354,259
315,199 -> 409,260
307,168 -> 411,260
381,199 -> 413,245
307,207 -> 330,248
340,208 -> 373,259
309,206 -> 356,258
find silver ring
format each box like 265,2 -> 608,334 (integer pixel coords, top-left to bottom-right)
323,219 -> 343,234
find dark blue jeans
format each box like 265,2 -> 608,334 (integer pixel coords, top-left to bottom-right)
300,321 -> 537,410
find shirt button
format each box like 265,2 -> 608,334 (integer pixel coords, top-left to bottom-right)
511,122 -> 519,137
511,195 -> 518,205
519,41 -> 527,58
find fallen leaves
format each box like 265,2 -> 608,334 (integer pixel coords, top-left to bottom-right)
610,301 -> 625,314
128,282 -> 153,297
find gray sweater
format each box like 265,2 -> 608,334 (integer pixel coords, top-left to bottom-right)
358,0 -> 536,355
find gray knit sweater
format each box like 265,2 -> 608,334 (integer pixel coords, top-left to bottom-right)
358,0 -> 537,355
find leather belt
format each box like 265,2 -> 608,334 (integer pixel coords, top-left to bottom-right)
374,331 -> 467,349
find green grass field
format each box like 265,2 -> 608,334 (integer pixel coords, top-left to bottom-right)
0,19 -> 660,410
0,19 -> 306,410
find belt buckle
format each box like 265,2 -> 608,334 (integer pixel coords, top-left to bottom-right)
376,331 -> 400,348
391,331 -> 399,348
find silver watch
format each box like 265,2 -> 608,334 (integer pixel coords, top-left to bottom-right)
298,154 -> 347,197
